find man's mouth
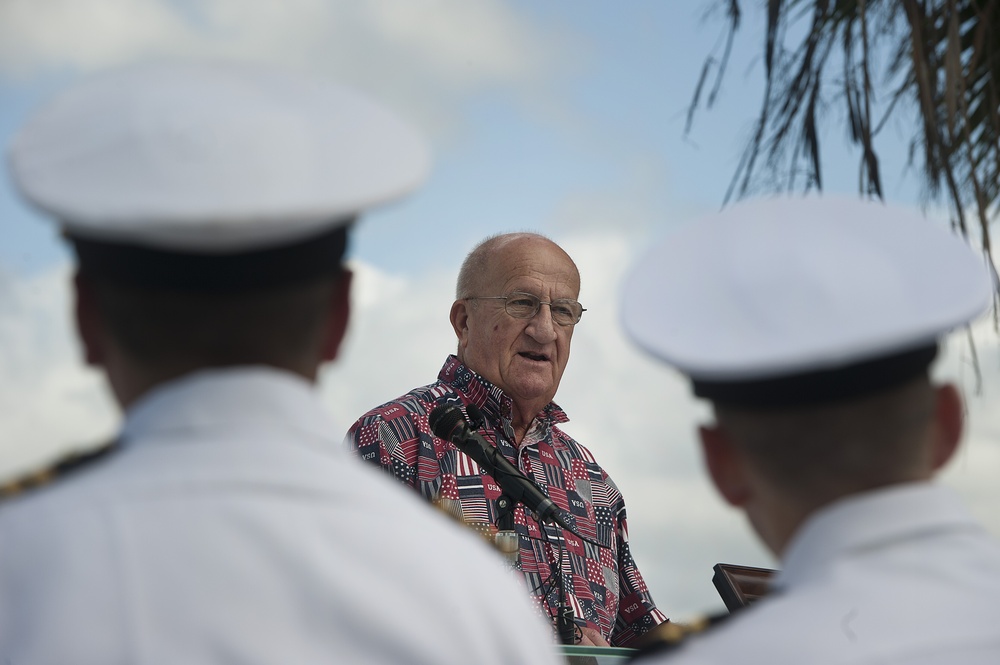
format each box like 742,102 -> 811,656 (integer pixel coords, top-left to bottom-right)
518,351 -> 550,362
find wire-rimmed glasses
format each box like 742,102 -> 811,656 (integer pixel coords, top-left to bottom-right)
466,291 -> 586,326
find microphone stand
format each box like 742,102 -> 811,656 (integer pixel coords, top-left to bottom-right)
555,537 -> 576,645
438,404 -> 581,644
494,493 -> 519,567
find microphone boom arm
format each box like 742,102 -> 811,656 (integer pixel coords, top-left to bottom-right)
428,404 -> 590,541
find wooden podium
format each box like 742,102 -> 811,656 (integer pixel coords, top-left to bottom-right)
559,563 -> 777,662
712,563 -> 776,612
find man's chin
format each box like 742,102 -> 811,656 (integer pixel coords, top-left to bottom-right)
506,377 -> 559,409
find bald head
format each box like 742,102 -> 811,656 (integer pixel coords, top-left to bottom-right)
456,232 -> 580,300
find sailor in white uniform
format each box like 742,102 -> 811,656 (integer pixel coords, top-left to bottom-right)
621,197 -> 1000,664
0,61 -> 561,665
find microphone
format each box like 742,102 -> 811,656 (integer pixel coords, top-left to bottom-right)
428,404 -> 578,535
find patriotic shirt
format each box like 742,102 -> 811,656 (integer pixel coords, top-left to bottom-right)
347,355 -> 667,647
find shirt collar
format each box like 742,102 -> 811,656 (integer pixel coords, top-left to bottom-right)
438,355 -> 569,429
121,366 -> 339,448
776,482 -> 984,590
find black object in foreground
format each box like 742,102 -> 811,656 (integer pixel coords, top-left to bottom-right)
712,563 -> 775,612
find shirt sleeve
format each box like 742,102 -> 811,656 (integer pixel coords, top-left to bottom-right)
609,489 -> 670,646
345,401 -> 441,499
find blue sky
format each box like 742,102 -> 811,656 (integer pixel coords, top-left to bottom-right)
1,0 -> 992,619
1,1 -> 924,278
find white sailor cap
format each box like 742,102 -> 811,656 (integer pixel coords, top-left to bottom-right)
621,197 -> 992,408
7,60 -> 429,290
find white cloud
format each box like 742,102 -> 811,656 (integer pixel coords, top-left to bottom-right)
0,0 -> 193,76
0,264 -> 117,476
360,0 -> 553,84
3,241 -> 1000,619
0,0 -> 572,135
320,259 -> 458,420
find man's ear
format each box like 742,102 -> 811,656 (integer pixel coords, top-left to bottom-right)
699,424 -> 752,507
320,269 -> 353,362
74,272 -> 106,367
929,383 -> 964,472
449,299 -> 470,347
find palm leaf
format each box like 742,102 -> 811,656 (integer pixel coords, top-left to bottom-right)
691,0 -> 1000,263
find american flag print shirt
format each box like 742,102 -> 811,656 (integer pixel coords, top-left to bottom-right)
346,356 -> 667,646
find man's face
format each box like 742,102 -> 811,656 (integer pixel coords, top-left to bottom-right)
454,237 -> 580,418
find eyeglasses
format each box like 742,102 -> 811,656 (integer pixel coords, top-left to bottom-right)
467,291 -> 586,326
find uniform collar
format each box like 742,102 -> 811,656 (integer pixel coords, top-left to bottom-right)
776,482 -> 983,590
121,366 -> 338,448
437,355 -> 569,431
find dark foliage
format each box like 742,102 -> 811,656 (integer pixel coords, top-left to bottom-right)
691,0 -> 1000,262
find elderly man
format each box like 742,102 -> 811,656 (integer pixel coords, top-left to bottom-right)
622,197 -> 1000,664
348,232 -> 667,647
0,62 -> 562,665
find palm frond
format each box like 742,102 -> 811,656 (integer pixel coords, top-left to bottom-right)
690,0 -> 1000,263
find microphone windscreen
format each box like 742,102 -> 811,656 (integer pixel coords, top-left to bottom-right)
428,404 -> 466,442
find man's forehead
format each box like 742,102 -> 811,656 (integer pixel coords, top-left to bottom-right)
490,237 -> 579,285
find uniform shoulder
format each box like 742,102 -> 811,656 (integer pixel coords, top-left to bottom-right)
0,440 -> 118,501
628,613 -> 732,662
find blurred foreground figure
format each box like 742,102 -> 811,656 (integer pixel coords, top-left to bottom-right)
0,61 -> 560,665
348,232 -> 666,647
622,197 -> 1000,664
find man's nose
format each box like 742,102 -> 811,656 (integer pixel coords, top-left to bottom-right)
524,303 -> 558,343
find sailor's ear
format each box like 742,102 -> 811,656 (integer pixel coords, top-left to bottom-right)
321,269 -> 353,362
929,383 -> 963,472
699,424 -> 752,507
74,272 -> 106,367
